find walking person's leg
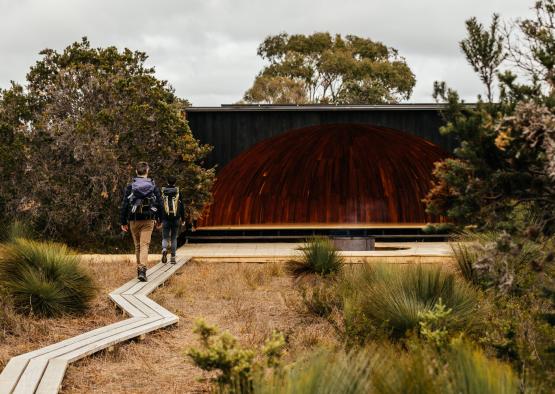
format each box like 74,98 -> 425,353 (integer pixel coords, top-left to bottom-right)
161,220 -> 170,264
129,221 -> 141,266
131,220 -> 155,281
138,220 -> 155,269
130,220 -> 148,280
170,218 -> 179,263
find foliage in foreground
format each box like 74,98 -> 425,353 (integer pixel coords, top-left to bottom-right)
339,264 -> 479,341
253,341 -> 518,394
186,319 -> 285,393
425,1 -> 555,233
451,230 -> 555,390
0,238 -> 96,317
288,237 -> 343,277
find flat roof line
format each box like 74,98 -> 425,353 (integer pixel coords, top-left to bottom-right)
186,103 -> 474,112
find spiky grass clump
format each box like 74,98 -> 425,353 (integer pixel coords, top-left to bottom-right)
341,264 -> 479,340
288,237 -> 343,276
0,238 -> 96,317
253,342 -> 518,394
253,347 -> 376,394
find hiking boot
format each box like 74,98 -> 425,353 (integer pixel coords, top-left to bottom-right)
170,256 -> 176,264
137,266 -> 147,282
162,249 -> 168,264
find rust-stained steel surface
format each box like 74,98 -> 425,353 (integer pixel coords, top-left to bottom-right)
199,124 -> 448,226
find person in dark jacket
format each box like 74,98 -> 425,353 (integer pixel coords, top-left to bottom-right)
120,162 -> 164,281
160,175 -> 186,264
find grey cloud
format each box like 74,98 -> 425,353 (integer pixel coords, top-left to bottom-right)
0,0 -> 534,105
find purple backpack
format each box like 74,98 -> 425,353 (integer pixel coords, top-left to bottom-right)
128,178 -> 157,214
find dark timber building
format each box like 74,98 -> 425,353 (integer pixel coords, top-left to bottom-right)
185,104 -> 453,236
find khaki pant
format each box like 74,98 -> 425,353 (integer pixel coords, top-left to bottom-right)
129,220 -> 155,269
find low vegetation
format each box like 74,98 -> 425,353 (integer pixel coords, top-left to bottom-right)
0,238 -> 96,317
187,319 -> 285,393
287,237 -> 343,276
340,264 -> 479,341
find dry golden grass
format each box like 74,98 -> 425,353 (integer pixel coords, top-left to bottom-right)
60,260 -> 337,393
0,256 -> 139,371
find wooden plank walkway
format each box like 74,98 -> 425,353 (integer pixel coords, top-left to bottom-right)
0,255 -> 190,394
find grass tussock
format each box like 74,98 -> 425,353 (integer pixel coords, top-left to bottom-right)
340,264 -> 479,340
0,238 -> 97,317
253,341 -> 518,394
288,237 -> 343,277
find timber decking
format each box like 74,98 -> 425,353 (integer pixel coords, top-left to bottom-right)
0,256 -> 190,394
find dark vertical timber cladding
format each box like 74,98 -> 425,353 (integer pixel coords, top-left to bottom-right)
186,107 -> 452,170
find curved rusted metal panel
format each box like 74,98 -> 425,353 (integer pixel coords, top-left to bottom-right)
199,123 -> 448,226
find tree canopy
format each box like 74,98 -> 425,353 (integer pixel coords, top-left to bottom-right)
0,38 -> 214,247
425,1 -> 555,234
243,32 -> 415,105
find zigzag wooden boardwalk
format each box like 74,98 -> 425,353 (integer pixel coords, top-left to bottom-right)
0,256 -> 190,394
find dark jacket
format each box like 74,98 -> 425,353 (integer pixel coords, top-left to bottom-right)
161,184 -> 186,222
120,178 -> 165,225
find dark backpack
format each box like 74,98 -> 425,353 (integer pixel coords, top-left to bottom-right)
127,178 -> 158,217
161,186 -> 180,218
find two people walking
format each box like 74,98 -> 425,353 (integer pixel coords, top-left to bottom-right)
120,162 -> 187,281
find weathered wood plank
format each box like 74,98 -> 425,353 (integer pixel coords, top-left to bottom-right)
122,263 -> 174,295
11,318 -> 159,392
136,295 -> 174,319
110,262 -> 165,295
0,357 -> 29,394
109,294 -> 147,318
35,359 -> 68,394
121,294 -> 161,318
136,257 -> 190,296
58,317 -> 177,363
4,318 -> 142,363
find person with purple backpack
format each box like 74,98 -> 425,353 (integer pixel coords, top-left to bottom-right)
120,162 -> 164,281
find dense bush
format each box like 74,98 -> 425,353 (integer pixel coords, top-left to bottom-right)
288,237 -> 343,276
451,231 -> 555,390
0,38 -> 214,248
0,238 -> 96,317
340,264 -> 479,341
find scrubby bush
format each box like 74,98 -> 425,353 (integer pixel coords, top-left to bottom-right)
186,319 -> 285,393
451,230 -> 555,390
340,264 -> 479,341
288,237 -> 343,276
0,238 -> 96,317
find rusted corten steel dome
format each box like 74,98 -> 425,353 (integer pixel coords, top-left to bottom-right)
198,123 -> 448,226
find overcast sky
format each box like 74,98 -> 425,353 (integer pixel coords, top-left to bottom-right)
0,0 -> 533,105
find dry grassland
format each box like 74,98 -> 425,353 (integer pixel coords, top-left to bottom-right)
1,257 -> 337,393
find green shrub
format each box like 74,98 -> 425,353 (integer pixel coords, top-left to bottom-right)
341,264 -> 479,340
186,319 -> 285,393
0,238 -> 96,317
288,237 -> 343,276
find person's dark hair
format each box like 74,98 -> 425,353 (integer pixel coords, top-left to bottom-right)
167,175 -> 177,186
136,162 -> 149,176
